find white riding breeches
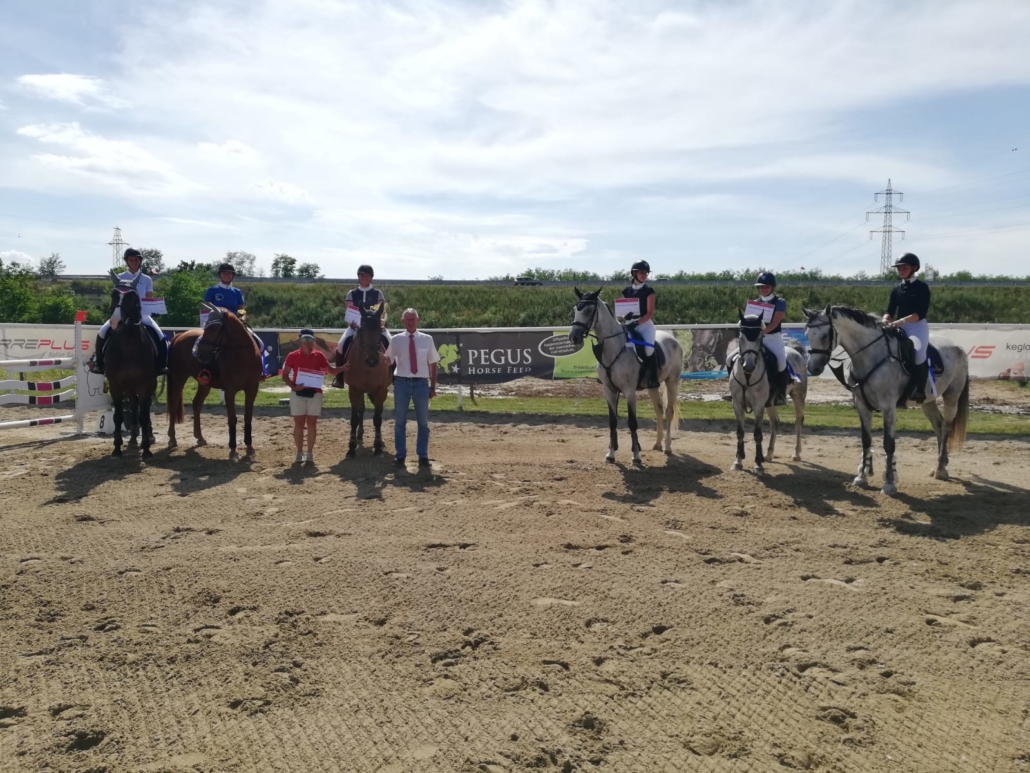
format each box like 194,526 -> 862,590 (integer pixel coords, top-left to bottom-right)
100,314 -> 163,339
763,332 -> 787,371
899,318 -> 929,364
337,326 -> 392,352
629,320 -> 656,351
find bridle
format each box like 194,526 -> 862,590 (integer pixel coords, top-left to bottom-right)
194,316 -> 227,365
572,296 -> 631,379
807,312 -> 900,409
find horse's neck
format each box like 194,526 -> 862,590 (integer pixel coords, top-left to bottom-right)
594,305 -> 626,357
833,315 -> 885,367
226,320 -> 256,352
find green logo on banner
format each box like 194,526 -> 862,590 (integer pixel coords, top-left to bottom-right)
438,343 -> 460,375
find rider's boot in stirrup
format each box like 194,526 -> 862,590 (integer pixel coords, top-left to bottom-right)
773,368 -> 789,405
645,354 -> 660,389
909,360 -> 928,403
332,347 -> 347,388
89,335 -> 106,375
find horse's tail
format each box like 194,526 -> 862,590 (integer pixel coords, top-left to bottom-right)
166,375 -> 185,425
949,375 -> 970,452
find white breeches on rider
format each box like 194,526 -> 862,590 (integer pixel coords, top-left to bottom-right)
763,332 -> 787,371
100,313 -> 163,338
628,320 -> 656,352
337,325 -> 392,352
899,318 -> 929,364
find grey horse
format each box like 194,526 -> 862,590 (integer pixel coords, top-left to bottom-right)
728,314 -> 809,473
804,304 -> 969,494
569,288 -> 683,464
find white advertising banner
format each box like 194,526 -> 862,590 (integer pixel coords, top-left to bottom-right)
0,324 -> 111,412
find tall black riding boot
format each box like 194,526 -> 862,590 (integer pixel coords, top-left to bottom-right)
89,334 -> 106,374
332,345 -> 348,389
645,353 -> 660,389
909,361 -> 928,403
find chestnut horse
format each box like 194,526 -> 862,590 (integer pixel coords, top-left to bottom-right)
166,302 -> 262,461
345,305 -> 391,457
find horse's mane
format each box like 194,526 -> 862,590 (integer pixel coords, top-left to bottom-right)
831,306 -> 881,330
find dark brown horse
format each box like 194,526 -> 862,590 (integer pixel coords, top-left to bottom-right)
104,275 -> 159,458
345,305 -> 391,457
166,302 -> 262,461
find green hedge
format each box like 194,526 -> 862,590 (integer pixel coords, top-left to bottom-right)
9,278 -> 1030,327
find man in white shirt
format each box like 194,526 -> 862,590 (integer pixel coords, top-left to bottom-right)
90,248 -> 167,375
385,308 -> 440,469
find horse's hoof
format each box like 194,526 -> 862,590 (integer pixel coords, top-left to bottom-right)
932,468 -> 949,481
731,461 -> 743,471
753,465 -> 764,475
791,454 -> 801,462
632,457 -> 643,467
604,456 -> 615,464
664,448 -> 672,456
881,483 -> 898,496
373,448 -> 383,457
346,449 -> 356,459
196,438 -> 207,448
127,439 -> 138,450
852,476 -> 868,488
229,451 -> 239,462
112,448 -> 122,457
652,442 -> 662,451
142,449 -> 153,460
167,438 -> 177,449
245,447 -> 256,458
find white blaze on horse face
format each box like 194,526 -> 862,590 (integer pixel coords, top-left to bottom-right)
110,306 -> 122,330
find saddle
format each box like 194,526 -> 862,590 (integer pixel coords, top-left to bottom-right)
102,322 -> 167,369
891,329 -> 944,376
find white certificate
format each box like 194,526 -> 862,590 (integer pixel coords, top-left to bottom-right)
614,297 -> 638,319
295,368 -> 325,389
345,304 -> 362,326
142,297 -> 167,315
744,300 -> 774,324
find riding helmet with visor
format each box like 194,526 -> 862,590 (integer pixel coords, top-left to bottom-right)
754,271 -> 777,287
892,253 -> 920,272
357,264 -> 374,278
630,260 -> 651,278
217,262 -> 236,275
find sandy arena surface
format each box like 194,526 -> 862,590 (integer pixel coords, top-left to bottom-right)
1,400 -> 1029,772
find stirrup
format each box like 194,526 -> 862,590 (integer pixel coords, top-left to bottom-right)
88,356 -> 104,376
197,369 -> 212,386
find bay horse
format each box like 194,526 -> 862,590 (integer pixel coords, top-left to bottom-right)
804,304 -> 969,494
104,273 -> 158,458
344,305 -> 391,457
166,302 -> 262,461
568,288 -> 682,465
728,314 -> 809,473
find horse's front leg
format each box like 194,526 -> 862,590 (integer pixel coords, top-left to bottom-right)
226,390 -> 240,461
140,394 -> 154,459
752,404 -> 766,475
243,386 -> 257,457
732,391 -> 746,471
372,396 -> 385,456
347,392 -> 362,458
791,387 -> 805,462
192,384 -> 211,447
881,406 -> 898,495
853,402 -> 874,488
766,405 -> 779,461
626,392 -> 642,466
111,392 -> 124,457
603,385 -> 619,463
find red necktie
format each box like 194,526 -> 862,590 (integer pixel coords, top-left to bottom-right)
409,334 -> 418,374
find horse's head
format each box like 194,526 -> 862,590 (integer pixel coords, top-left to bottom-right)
802,303 -> 834,376
737,312 -> 765,375
355,304 -> 384,367
569,286 -> 604,345
109,272 -> 143,328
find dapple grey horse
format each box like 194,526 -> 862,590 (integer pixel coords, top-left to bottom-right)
568,288 -> 683,465
804,304 -> 969,494
728,314 -> 809,473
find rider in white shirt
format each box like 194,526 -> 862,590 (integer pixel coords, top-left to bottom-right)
90,248 -> 167,374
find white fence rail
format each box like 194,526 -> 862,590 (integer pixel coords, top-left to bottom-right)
0,323 -> 86,434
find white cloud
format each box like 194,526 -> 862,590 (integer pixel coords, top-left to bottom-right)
0,249 -> 33,264
17,73 -> 126,108
199,139 -> 258,162
15,122 -> 199,194
253,179 -> 311,204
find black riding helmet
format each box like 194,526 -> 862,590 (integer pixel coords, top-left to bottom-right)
124,248 -> 142,261
892,253 -> 920,272
357,264 -> 374,278
217,262 -> 236,275
630,260 -> 650,278
754,271 -> 776,287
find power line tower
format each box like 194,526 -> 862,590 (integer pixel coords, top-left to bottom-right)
108,227 -> 126,269
867,179 -> 910,274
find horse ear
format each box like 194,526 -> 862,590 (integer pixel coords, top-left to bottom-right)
738,308 -> 745,324
131,273 -> 142,290
574,287 -> 583,300
802,307 -> 813,319
823,303 -> 831,317
596,286 -> 603,297
109,269 -> 120,285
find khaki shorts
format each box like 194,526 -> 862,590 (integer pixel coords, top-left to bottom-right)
290,391 -> 324,417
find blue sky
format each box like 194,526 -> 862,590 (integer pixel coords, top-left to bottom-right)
1,0 -> 1029,278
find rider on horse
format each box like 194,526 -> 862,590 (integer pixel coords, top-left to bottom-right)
882,252 -> 931,403
196,262 -> 272,385
90,247 -> 167,375
333,264 -> 392,387
752,271 -> 791,405
622,260 -> 660,389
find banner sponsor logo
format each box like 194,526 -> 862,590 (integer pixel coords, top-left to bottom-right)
538,334 -> 583,358
968,345 -> 995,359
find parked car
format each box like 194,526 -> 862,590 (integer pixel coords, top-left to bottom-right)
513,276 -> 543,286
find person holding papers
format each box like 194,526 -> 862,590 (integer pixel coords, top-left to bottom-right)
882,253 -> 932,403
333,264 -> 392,387
620,260 -> 660,389
385,308 -> 440,469
749,271 -> 791,405
89,247 -> 167,376
197,262 -> 272,384
282,329 -> 346,465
